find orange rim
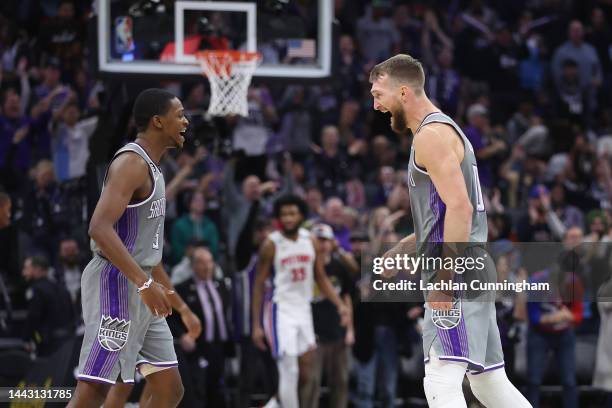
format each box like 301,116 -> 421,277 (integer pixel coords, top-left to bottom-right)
196,50 -> 260,76
196,50 -> 261,62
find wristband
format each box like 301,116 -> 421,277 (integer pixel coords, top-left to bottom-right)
137,278 -> 153,293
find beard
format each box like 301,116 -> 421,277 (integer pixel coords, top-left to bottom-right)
390,106 -> 407,134
62,256 -> 79,268
282,224 -> 300,236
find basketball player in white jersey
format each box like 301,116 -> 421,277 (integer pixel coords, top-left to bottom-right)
370,54 -> 532,408
252,194 -> 349,408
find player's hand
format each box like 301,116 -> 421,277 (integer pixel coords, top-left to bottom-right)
252,325 -> 267,351
427,290 -> 453,311
180,333 -> 196,353
140,282 -> 173,318
180,307 -> 202,339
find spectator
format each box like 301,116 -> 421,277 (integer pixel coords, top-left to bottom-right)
586,8 -> 611,88
519,34 -> 546,92
277,85 -> 314,157
551,20 -> 602,110
425,47 -> 461,118
0,87 -> 55,186
301,223 -> 356,408
552,59 -> 590,126
312,126 -> 351,199
487,22 -> 527,119
550,183 -> 584,230
526,227 -> 585,408
589,155 -> 612,210
366,166 -> 396,207
171,190 -> 220,264
230,85 -> 278,177
305,186 -> 324,222
171,238 -> 220,286
32,58 -> 69,112
0,192 -> 19,289
51,93 -> 98,182
564,133 -> 598,204
38,0 -> 85,71
506,98 -> 536,145
336,34 -> 365,101
322,197 -> 351,252
169,246 -> 232,408
222,157 -> 293,261
463,103 -> 507,190
21,255 -> 75,357
19,160 -> 68,260
356,2 -> 400,64
517,184 -> 567,242
53,237 -> 84,306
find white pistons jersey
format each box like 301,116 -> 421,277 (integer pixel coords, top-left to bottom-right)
269,228 -> 316,309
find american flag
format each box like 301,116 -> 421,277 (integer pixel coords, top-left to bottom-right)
287,39 -> 316,59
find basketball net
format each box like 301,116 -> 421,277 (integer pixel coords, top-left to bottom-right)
196,50 -> 261,117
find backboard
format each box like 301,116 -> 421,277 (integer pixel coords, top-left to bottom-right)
97,0 -> 333,79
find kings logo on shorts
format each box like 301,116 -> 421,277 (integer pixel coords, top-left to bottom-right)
431,298 -> 462,330
98,315 -> 131,351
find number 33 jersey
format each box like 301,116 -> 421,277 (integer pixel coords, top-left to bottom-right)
91,142 -> 166,268
269,228 -> 316,310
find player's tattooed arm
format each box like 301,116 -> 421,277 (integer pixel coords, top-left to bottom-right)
312,238 -> 350,326
89,152 -> 172,316
151,263 -> 202,338
252,238 -> 274,351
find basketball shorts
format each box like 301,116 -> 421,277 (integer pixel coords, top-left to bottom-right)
262,301 -> 316,359
422,246 -> 505,373
76,255 -> 177,384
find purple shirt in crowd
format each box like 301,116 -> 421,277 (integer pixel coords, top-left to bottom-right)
463,125 -> 493,189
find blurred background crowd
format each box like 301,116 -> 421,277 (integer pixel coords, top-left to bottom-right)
1,0 -> 612,407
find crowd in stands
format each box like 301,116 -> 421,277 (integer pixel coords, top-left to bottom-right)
1,0 -> 612,407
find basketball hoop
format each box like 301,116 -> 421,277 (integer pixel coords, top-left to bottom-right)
196,50 -> 261,117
